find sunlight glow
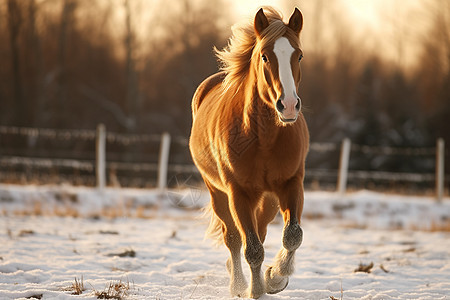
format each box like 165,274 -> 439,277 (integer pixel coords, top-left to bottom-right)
231,0 -> 425,68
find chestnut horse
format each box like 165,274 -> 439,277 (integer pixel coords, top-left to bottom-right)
189,7 -> 309,298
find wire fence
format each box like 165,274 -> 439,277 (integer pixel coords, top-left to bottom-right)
0,125 -> 447,198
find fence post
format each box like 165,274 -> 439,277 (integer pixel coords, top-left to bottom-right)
337,138 -> 351,195
436,138 -> 445,202
96,124 -> 106,190
158,132 -> 171,191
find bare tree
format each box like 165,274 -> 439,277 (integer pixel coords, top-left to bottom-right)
123,0 -> 138,131
417,0 -> 450,146
417,0 -> 449,110
56,0 -> 76,127
27,0 -> 44,126
140,0 -> 230,135
7,0 -> 24,125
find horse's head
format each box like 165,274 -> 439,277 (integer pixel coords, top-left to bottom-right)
252,8 -> 303,124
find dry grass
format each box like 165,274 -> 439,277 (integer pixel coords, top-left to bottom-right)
11,201 -> 78,217
403,247 -> 416,253
6,195 -> 450,234
94,279 -> 132,300
62,277 -> 133,299
429,220 -> 450,232
135,205 -> 146,218
380,264 -> 390,273
107,248 -> 136,258
409,220 -> 450,232
338,220 -> 450,232
25,294 -> 43,299
100,206 -> 130,219
354,262 -> 374,273
18,229 -> 35,237
340,222 -> 368,230
7,200 -> 155,219
72,277 -> 85,295
426,220 -> 450,232
53,206 -> 79,218
63,277 -> 85,295
303,212 -> 325,220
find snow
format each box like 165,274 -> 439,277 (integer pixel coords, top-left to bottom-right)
1,184 -> 449,299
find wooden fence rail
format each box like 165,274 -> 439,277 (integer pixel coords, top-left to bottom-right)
0,125 -> 446,200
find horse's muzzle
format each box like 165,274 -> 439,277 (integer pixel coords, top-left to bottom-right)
278,115 -> 298,123
276,97 -> 300,123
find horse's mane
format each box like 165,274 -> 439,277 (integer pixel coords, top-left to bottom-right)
215,7 -> 296,95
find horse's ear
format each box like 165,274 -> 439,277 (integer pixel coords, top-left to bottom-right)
254,8 -> 269,37
288,8 -> 303,35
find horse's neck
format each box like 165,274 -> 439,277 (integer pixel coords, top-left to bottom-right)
243,85 -> 281,148
256,96 -> 281,147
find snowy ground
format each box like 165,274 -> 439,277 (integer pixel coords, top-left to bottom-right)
0,184 -> 450,299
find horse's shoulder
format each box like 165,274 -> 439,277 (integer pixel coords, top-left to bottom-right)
192,72 -> 226,118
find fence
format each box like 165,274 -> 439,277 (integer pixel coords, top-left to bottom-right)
335,138 -> 446,201
0,125 -> 194,188
0,125 -> 447,200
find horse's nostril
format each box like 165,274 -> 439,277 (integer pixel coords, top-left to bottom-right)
276,99 -> 284,112
295,98 -> 300,110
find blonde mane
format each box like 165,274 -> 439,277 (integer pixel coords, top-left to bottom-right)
215,7 -> 299,95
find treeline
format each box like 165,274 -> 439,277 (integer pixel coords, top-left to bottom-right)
0,0 -> 229,136
0,0 -> 449,178
295,0 -> 450,174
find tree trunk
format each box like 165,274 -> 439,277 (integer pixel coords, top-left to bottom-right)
28,0 -> 44,126
7,0 -> 24,126
57,0 -> 75,127
124,0 -> 138,131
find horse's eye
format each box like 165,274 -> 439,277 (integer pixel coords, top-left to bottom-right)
261,54 -> 268,63
298,54 -> 303,62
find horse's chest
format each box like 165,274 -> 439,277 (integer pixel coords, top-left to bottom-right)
264,152 -> 299,180
235,144 -> 301,188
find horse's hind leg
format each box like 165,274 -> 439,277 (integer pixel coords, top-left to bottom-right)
265,178 -> 304,294
224,223 -> 247,297
206,182 -> 247,297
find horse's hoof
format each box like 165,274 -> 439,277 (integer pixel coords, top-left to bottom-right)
246,288 -> 265,299
267,277 -> 289,294
283,223 -> 303,251
230,281 -> 248,298
228,259 -> 248,297
264,267 -> 289,294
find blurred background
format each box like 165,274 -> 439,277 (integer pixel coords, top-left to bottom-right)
0,0 -> 448,194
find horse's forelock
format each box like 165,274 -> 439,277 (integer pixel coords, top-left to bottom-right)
254,20 -> 287,54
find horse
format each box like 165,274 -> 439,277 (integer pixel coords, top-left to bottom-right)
189,7 -> 309,299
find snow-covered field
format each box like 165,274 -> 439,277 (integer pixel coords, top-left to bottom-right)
1,184 -> 450,299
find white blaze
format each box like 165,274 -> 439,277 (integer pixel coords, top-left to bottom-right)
273,37 -> 300,116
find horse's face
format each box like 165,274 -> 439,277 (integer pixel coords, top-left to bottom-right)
253,8 -> 303,124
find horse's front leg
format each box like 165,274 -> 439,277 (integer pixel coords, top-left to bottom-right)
209,186 -> 247,297
229,188 -> 265,299
265,176 -> 304,294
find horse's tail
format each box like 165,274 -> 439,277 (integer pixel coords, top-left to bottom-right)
203,202 -> 224,246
